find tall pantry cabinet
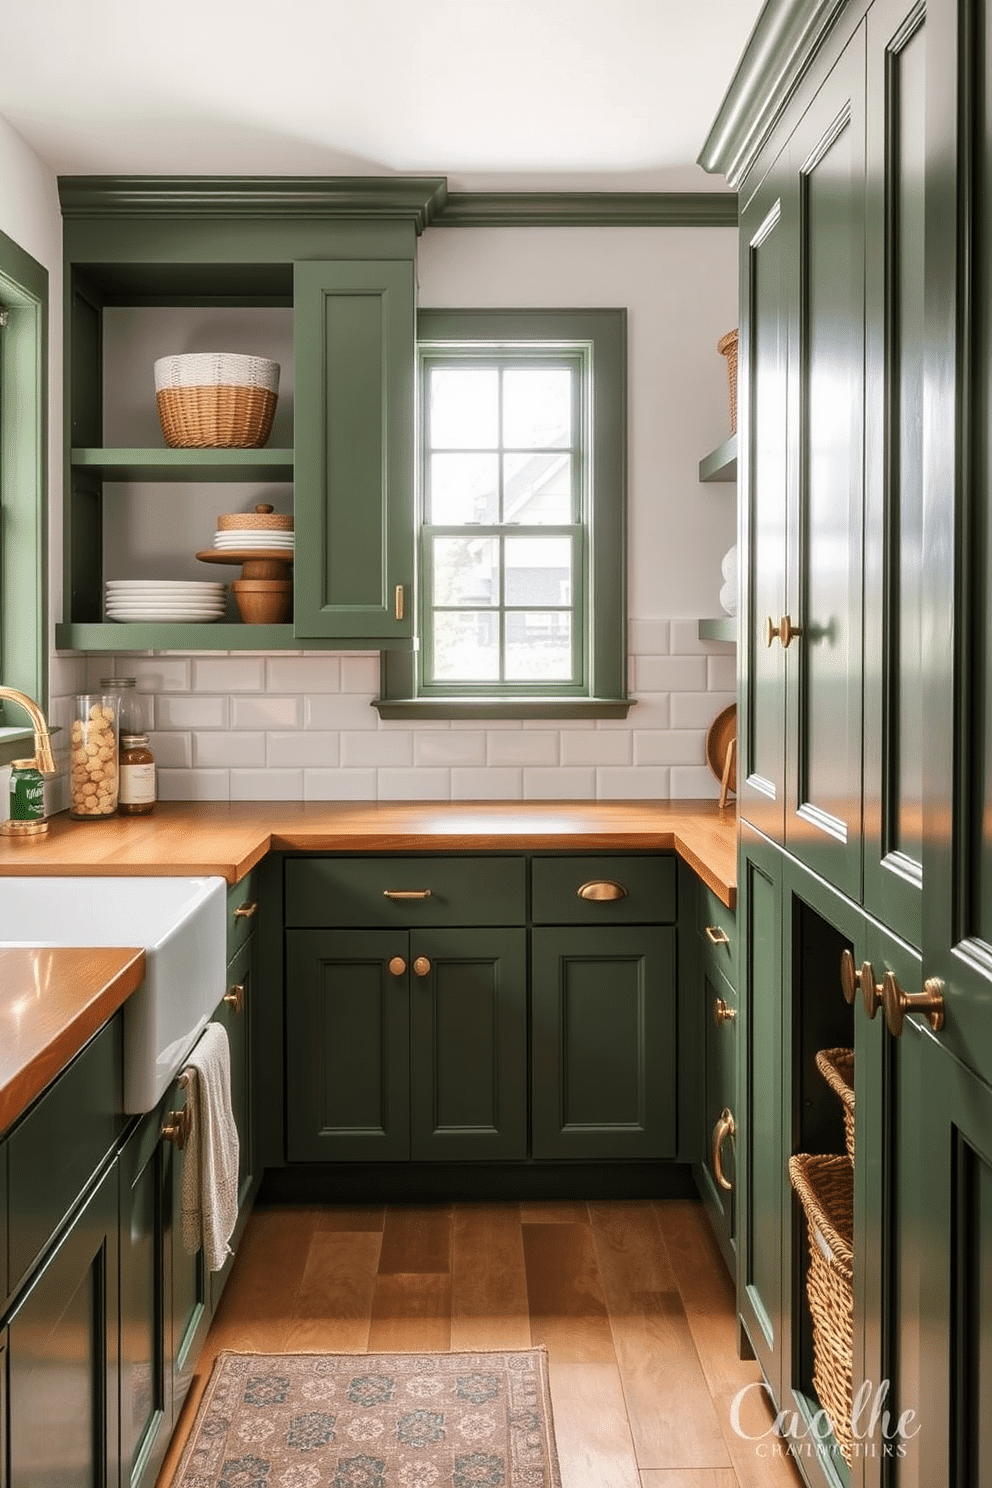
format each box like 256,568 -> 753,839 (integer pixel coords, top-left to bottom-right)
704,0 -> 990,1483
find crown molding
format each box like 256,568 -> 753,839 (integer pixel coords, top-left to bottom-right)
436,191 -> 737,227
57,176 -> 449,232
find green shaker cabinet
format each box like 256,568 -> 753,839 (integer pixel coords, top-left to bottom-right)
294,260 -> 415,641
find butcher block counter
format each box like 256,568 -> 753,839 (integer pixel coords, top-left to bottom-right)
0,798 -> 737,904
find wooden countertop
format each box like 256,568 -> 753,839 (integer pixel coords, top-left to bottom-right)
0,946 -> 144,1136
0,799 -> 737,905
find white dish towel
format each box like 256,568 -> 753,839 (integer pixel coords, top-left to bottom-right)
180,1022 -> 240,1272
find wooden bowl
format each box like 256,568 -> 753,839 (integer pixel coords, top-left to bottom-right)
231,578 -> 292,625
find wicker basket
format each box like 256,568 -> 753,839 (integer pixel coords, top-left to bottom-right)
717,329 -> 739,434
816,1047 -> 855,1163
789,1153 -> 854,1462
154,353 -> 280,449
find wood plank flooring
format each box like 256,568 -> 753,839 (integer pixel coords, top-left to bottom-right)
157,1198 -> 803,1488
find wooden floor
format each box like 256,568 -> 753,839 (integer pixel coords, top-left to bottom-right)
158,1197 -> 803,1488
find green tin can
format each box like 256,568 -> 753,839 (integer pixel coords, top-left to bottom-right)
9,760 -> 45,822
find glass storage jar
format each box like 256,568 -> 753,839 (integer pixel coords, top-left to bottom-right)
69,693 -> 119,819
118,733 -> 156,816
99,676 -> 150,737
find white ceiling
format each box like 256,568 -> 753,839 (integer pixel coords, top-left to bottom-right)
0,0 -> 761,189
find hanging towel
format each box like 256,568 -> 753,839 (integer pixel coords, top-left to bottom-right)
180,1021 -> 240,1272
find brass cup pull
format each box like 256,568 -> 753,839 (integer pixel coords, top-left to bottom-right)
883,971 -> 946,1037
713,997 -> 737,1026
765,614 -> 802,649
712,1107 -> 736,1191
224,982 -> 246,1014
383,889 -> 433,901
577,880 -> 628,902
234,900 -> 258,920
388,956 -> 407,977
413,956 -> 431,977
705,924 -> 730,946
162,1102 -> 191,1150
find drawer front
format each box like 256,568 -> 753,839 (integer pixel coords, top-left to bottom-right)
698,884 -> 737,986
531,854 -> 677,924
227,869 -> 260,957
7,1015 -> 124,1298
284,856 -> 527,928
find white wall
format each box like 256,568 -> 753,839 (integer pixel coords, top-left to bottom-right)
83,223 -> 739,804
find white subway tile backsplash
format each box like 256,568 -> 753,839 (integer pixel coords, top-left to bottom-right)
266,656 -> 341,693
488,732 -> 559,768
147,731 -> 191,768
609,693 -> 670,730
450,768 -> 524,800
670,691 -> 735,729
633,729 -> 705,766
707,652 -> 737,692
193,731 -> 266,768
560,731 -> 632,767
124,657 -> 192,693
340,655 -> 381,693
304,768 -> 376,801
415,731 -> 486,768
267,731 -> 340,768
596,766 -> 671,799
670,620 -> 709,655
306,693 -> 378,731
340,730 -> 413,768
192,657 -> 264,692
635,655 -> 708,692
232,694 -> 303,729
629,619 -> 670,655
158,768 -> 230,800
156,695 -> 228,730
378,768 -> 450,799
230,768 -> 305,800
523,767 -> 596,799
670,765 -> 722,800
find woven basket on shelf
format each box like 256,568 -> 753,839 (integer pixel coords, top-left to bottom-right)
717,328 -> 739,433
154,353 -> 280,449
816,1047 -> 855,1163
789,1152 -> 854,1462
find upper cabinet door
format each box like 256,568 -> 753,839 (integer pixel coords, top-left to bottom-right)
784,32 -> 868,900
294,260 -> 416,641
863,0 -> 927,950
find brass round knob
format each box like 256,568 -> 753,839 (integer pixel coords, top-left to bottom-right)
860,961 -> 883,1020
223,982 -> 246,1014
765,614 -> 802,649
712,1108 -> 736,1191
413,956 -> 431,977
713,997 -> 737,1026
840,949 -> 857,1005
388,956 -> 407,977
882,971 -> 946,1038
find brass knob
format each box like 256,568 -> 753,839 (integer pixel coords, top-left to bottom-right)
883,972 -> 946,1037
705,924 -> 730,946
840,949 -> 857,1005
388,956 -> 407,977
765,614 -> 802,648
413,956 -> 431,977
858,962 -> 883,1020
161,1103 -> 191,1150
577,880 -> 627,901
224,983 -> 245,1014
234,900 -> 258,920
713,997 -> 737,1026
712,1107 -> 736,1191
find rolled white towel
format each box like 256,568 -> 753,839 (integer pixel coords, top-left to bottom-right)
720,580 -> 738,617
721,544 -> 738,581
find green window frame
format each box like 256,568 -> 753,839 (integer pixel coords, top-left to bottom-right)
377,308 -> 630,719
0,227 -> 48,766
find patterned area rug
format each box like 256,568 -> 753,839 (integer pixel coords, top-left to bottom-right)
172,1350 -> 562,1488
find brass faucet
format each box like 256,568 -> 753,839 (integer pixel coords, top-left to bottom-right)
1,686 -> 57,837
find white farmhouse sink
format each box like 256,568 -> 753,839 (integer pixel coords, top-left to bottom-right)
0,876 -> 227,1113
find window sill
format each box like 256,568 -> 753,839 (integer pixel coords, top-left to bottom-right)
0,727 -> 35,768
373,696 -> 634,721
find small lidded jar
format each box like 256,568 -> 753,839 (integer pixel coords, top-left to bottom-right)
69,693 -> 119,819
99,676 -> 149,737
119,734 -> 156,816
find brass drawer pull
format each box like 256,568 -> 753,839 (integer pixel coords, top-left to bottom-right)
712,1107 -> 736,1191
883,972 -> 946,1037
224,982 -> 246,1014
705,924 -> 730,946
713,997 -> 737,1026
383,889 -> 433,901
234,900 -> 258,920
577,880 -> 627,902
388,956 -> 407,977
413,956 -> 431,977
395,584 -> 405,621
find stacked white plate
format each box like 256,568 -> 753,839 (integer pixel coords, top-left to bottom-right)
105,579 -> 227,623
212,529 -> 294,551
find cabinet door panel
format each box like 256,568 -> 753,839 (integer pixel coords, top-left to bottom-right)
294,260 -> 414,640
698,962 -> 738,1272
864,0 -> 926,947
120,1113 -> 169,1488
531,924 -> 676,1160
785,34 -> 866,897
286,928 -> 410,1161
8,1159 -> 120,1488
409,928 -> 527,1161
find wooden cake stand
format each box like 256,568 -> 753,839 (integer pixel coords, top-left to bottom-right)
196,548 -> 294,624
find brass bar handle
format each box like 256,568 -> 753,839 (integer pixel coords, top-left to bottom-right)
413,956 -> 431,977
383,889 -> 433,901
234,901 -> 258,920
577,880 -> 628,902
388,956 -> 407,977
712,1107 -> 736,1191
224,982 -> 246,1015
395,584 -> 405,621
765,614 -> 803,649
705,924 -> 730,946
883,972 -> 946,1038
713,997 -> 737,1026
